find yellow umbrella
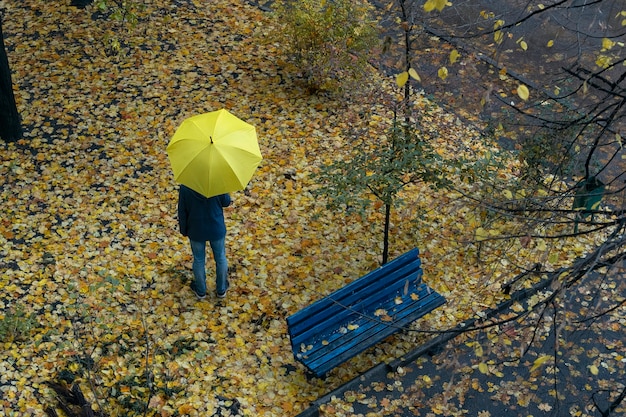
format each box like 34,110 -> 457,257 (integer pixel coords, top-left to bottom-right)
167,109 -> 262,197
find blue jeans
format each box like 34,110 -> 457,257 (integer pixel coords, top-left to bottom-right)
189,238 -> 228,295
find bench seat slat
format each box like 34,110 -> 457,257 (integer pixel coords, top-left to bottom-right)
309,292 -> 445,375
300,286 -> 445,375
297,283 -> 437,358
288,264 -> 423,346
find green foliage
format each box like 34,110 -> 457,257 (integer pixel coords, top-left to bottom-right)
0,303 -> 37,343
94,0 -> 145,56
271,0 -> 380,93
315,116 -> 448,214
96,0 -> 141,25
59,275 -> 156,415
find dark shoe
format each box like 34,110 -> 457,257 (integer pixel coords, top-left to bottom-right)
216,281 -> 230,299
190,282 -> 206,300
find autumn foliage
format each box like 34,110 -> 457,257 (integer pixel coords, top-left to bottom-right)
270,0 -> 379,93
0,0 -> 624,416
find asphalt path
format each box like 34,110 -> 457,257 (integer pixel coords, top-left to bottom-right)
373,0 -> 626,185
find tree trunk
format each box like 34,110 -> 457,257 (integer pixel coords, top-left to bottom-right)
382,203 -> 391,265
0,16 -> 22,142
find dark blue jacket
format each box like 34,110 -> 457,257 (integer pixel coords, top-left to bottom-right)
177,185 -> 231,242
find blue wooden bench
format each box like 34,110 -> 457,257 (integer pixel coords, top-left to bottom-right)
286,248 -> 446,377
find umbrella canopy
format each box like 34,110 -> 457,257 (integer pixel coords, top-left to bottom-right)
167,109 -> 262,198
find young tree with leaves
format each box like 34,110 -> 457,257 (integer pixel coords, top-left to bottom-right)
310,0 -> 461,265
315,107 -> 448,264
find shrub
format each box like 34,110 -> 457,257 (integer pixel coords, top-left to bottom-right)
271,0 -> 380,93
0,304 -> 37,343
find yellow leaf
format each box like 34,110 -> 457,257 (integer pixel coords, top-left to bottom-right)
478,362 -> 489,374
548,252 -> 559,264
531,355 -> 552,372
602,37 -> 615,50
449,49 -> 460,64
423,0 -> 447,12
474,344 -> 483,357
538,403 -> 553,412
589,364 -> 599,375
520,40 -> 528,51
547,39 -> 554,47
148,395 -> 165,409
494,30 -> 504,44
475,227 -> 488,241
374,308 -> 387,316
79,282 -> 90,294
281,402 -> 294,413
178,404 -> 195,415
408,67 -> 421,81
596,55 -> 611,68
517,84 -> 530,100
396,71 -> 409,88
438,66 -> 449,80
502,189 -> 513,199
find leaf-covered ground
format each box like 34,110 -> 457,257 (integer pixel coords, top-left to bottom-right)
1,1 -> 622,416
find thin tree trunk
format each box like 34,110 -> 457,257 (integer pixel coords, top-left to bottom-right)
0,15 -> 22,142
383,203 -> 391,264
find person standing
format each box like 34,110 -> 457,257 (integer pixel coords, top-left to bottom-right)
178,185 -> 232,299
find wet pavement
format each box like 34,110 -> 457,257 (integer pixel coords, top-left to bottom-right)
373,0 -> 625,185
